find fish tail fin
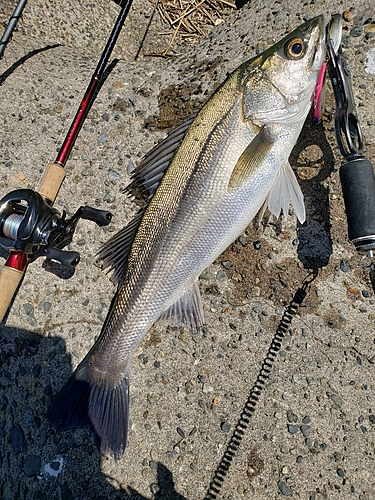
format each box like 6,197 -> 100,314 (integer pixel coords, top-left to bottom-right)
47,359 -> 130,459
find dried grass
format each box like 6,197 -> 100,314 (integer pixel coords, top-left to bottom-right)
152,0 -> 236,55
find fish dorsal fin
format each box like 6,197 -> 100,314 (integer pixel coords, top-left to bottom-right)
157,280 -> 204,335
125,113 -> 197,198
96,210 -> 144,285
228,125 -> 275,190
266,161 -> 306,223
98,114 -> 197,284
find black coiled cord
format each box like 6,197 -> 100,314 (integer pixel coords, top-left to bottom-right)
203,284 -> 309,500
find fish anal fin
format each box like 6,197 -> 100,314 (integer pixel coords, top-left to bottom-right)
228,125 -> 274,190
158,281 -> 204,335
266,161 -> 306,224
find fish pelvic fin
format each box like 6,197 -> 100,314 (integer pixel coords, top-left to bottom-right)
158,280 -> 204,335
228,125 -> 275,190
47,359 -> 130,459
266,161 -> 306,224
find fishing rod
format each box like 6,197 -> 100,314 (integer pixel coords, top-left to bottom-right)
0,0 -> 133,322
0,0 -> 28,59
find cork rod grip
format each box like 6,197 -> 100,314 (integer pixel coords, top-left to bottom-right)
38,162 -> 66,204
0,266 -> 24,322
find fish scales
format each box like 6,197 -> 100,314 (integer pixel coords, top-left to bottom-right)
91,78 -> 247,364
47,15 -> 333,457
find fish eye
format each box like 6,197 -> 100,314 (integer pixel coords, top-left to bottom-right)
284,37 -> 305,59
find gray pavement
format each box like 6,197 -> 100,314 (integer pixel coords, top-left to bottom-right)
0,1 -> 375,499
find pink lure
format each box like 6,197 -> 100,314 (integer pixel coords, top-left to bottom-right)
314,61 -> 327,124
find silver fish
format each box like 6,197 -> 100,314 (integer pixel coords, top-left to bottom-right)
48,16 -> 327,457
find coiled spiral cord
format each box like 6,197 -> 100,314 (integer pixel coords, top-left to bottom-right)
203,283 -> 309,500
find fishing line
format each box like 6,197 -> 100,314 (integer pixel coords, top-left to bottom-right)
203,273 -> 316,500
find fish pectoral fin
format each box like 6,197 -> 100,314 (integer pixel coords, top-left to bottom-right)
96,210 -> 144,285
266,161 -> 306,223
157,281 -> 204,335
228,125 -> 275,190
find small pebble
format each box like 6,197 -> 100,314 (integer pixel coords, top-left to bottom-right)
278,480 -> 292,496
24,454 -> 41,477
177,427 -> 185,438
350,27 -> 363,37
337,468 -> 345,477
340,260 -> 350,272
23,303 -> 34,316
221,422 -> 231,433
203,383 -> 214,393
97,132 -> 109,144
32,364 -> 41,377
300,425 -> 311,438
50,461 -> 61,471
10,425 -> 25,454
287,410 -> 298,423
330,394 -> 343,408
287,424 -> 299,435
108,169 -> 122,182
369,415 -> 375,424
222,260 -> 233,269
253,240 -> 262,250
216,270 -> 226,280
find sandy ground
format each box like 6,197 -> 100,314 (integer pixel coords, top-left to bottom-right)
0,1 -> 375,499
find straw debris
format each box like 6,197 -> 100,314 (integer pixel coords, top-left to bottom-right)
153,0 -> 236,55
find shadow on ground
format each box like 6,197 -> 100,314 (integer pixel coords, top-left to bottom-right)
291,111 -> 336,272
0,324 -> 186,500
0,44 -> 62,86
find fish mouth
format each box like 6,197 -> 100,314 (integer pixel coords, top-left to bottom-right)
312,14 -> 343,71
327,13 -> 343,53
311,15 -> 327,71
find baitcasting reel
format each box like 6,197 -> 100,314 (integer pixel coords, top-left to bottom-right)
0,188 -> 112,267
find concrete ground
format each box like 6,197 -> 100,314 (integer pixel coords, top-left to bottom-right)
0,0 -> 375,499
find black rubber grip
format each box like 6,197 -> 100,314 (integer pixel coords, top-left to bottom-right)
339,156 -> 375,245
